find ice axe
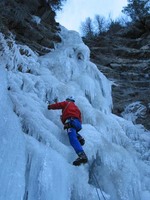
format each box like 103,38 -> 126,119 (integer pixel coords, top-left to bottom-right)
46,97 -> 58,104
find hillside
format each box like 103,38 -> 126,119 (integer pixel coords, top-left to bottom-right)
84,27 -> 150,130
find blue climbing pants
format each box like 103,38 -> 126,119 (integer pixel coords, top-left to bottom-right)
66,118 -> 83,154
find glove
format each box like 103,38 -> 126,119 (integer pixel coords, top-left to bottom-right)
47,105 -> 51,110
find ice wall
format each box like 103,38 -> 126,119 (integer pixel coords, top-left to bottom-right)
0,63 -> 25,200
0,27 -> 150,200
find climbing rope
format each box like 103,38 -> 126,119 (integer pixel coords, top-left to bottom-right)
92,172 -> 107,200
88,162 -> 107,200
94,183 -> 101,200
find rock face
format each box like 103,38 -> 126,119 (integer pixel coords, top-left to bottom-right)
84,32 -> 150,130
0,0 -> 61,55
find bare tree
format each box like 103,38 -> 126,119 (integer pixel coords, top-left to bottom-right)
80,17 -> 94,38
94,15 -> 107,35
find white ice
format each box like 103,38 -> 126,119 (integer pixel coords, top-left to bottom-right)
0,27 -> 150,200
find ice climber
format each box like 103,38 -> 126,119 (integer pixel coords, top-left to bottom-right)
48,96 -> 88,166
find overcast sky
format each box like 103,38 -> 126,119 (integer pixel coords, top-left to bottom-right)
56,0 -> 128,33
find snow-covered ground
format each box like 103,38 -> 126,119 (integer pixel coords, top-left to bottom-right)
0,27 -> 150,200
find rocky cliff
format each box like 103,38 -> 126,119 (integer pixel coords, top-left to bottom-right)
84,28 -> 150,130
0,0 -> 61,55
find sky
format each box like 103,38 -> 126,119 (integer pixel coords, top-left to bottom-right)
56,0 -> 128,32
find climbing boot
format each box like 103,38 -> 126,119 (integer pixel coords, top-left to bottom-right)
73,152 -> 88,166
77,135 -> 85,146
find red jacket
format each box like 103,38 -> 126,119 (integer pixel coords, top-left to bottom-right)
49,101 -> 82,124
